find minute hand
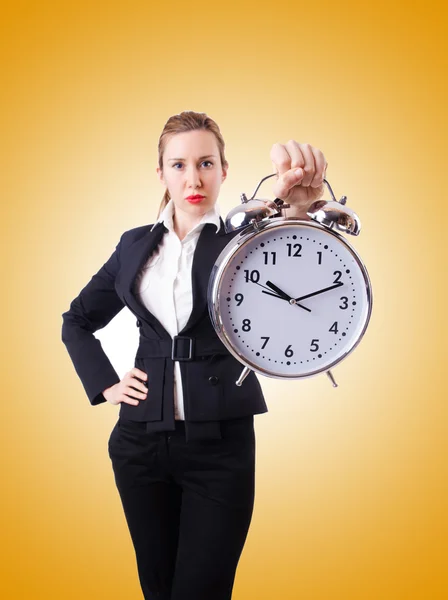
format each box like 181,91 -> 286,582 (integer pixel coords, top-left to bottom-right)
295,282 -> 343,302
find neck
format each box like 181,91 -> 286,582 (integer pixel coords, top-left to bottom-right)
173,210 -> 205,241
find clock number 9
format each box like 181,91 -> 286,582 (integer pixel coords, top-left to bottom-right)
244,269 -> 260,283
235,293 -> 244,306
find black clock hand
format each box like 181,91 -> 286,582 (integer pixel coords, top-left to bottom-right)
263,280 -> 311,312
294,282 -> 344,302
263,281 -> 292,301
251,280 -> 286,300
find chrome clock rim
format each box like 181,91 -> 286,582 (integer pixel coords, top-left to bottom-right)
207,218 -> 373,380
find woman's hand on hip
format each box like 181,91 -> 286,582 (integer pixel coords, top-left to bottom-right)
103,368 -> 148,405
270,140 -> 327,219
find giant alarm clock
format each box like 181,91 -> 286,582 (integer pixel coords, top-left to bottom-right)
207,174 -> 373,387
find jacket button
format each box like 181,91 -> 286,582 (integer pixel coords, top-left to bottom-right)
208,376 -> 219,385
136,319 -> 142,327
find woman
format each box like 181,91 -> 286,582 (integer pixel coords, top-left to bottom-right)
61,111 -> 327,600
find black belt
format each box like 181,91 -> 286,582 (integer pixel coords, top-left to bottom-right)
135,335 -> 228,441
136,335 -> 228,362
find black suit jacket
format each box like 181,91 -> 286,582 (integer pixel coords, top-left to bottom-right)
61,218 -> 268,433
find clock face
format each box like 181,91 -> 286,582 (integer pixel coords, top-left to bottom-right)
209,219 -> 372,378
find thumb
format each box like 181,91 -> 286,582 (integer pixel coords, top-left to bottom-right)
272,167 -> 304,199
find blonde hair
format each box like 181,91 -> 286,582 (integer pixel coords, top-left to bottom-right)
156,111 -> 229,219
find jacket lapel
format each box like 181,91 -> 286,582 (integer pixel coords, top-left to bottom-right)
180,218 -> 231,334
119,222 -> 170,336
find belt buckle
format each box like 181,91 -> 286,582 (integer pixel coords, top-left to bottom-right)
172,335 -> 194,361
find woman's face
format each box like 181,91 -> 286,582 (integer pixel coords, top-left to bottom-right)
157,129 -> 227,219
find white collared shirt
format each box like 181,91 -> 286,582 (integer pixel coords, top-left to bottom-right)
135,199 -> 222,420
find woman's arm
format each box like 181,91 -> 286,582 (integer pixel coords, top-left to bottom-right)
61,232 -> 126,406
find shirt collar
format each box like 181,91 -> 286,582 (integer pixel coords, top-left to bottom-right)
150,198 -> 222,235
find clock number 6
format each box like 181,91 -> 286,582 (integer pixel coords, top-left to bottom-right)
285,345 -> 294,357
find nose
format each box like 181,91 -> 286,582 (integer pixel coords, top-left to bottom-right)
185,165 -> 202,190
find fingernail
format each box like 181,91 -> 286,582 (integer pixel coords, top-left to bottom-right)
294,168 -> 303,176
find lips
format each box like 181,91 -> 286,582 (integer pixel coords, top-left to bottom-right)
186,195 -> 205,204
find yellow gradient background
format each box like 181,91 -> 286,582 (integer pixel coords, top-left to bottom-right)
2,1 -> 446,598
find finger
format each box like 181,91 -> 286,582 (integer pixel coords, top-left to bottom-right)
122,394 -> 140,405
132,368 -> 148,380
131,375 -> 149,390
126,383 -> 147,398
295,143 -> 316,187
270,142 -> 295,176
285,140 -> 307,171
310,148 -> 327,188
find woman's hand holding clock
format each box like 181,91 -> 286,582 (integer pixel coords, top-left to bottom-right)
270,140 -> 327,219
103,368 -> 148,405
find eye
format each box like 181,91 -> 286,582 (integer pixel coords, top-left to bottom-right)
172,160 -> 213,170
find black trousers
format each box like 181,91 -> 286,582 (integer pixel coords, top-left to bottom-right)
108,415 -> 256,600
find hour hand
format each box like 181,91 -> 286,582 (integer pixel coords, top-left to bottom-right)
264,281 -> 292,301
263,281 -> 311,313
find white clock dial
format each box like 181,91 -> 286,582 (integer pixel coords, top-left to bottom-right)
212,220 -> 372,378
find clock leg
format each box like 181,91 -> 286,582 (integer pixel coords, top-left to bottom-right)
326,370 -> 338,388
236,366 -> 252,387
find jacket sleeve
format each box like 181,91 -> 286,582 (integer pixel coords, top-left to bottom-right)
61,232 -> 127,406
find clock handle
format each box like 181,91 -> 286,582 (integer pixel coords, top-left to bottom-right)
236,366 -> 252,387
326,370 -> 338,388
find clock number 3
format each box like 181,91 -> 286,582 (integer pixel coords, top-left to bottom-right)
339,296 -> 348,309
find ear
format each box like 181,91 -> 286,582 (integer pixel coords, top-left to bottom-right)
221,164 -> 228,183
156,167 -> 165,185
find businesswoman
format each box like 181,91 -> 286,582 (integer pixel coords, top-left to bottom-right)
61,110 -> 327,600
